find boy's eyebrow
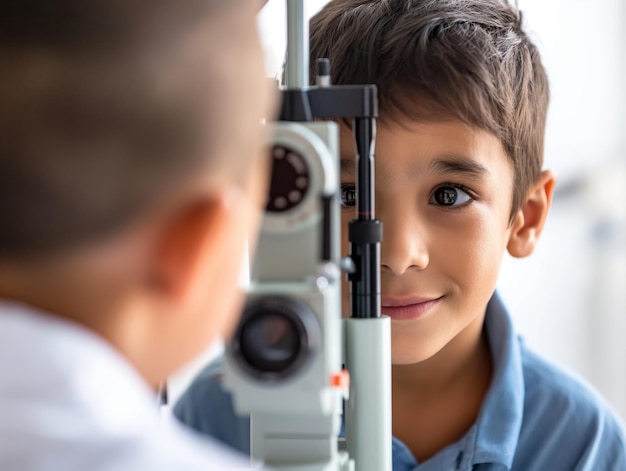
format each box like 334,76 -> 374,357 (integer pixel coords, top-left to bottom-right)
340,154 -> 488,179
429,155 -> 489,178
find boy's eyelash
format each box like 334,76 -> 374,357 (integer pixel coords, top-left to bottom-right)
433,182 -> 477,198
340,183 -> 357,208
430,182 -> 478,210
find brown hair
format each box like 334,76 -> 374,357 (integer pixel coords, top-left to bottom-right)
310,0 -> 549,220
0,0 -> 252,257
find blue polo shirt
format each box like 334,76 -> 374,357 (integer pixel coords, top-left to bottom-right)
174,294 -> 626,470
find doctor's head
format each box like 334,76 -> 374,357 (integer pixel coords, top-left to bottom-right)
0,0 -> 275,384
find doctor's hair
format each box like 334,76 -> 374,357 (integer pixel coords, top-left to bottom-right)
0,0 -> 253,258
310,0 -> 549,222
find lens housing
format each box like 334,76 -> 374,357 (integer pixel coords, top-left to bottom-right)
230,296 -> 320,382
262,122 -> 336,234
266,145 -> 310,213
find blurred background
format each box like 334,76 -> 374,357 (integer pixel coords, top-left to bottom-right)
171,0 -> 626,421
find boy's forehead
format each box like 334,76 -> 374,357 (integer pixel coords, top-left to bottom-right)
338,118 -> 512,179
340,116 -> 503,151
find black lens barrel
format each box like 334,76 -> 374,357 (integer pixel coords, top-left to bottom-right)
231,296 -> 320,381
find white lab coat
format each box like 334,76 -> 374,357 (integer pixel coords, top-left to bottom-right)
0,300 -> 259,470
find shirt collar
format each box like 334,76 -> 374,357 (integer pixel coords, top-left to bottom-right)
0,300 -> 160,434
471,291 -> 525,469
385,292 -> 526,471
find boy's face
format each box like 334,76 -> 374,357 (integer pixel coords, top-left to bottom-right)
339,119 -> 516,364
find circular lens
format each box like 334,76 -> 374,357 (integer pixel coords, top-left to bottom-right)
231,297 -> 319,381
239,312 -> 301,374
266,146 -> 310,213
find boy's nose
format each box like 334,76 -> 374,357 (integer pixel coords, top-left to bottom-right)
380,212 -> 429,276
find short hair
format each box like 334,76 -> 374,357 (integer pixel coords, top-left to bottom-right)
0,0 -> 251,258
310,0 -> 549,220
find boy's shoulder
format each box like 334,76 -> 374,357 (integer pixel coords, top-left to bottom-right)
519,339 -> 621,425
481,294 -> 626,469
514,339 -> 626,469
487,293 -> 623,431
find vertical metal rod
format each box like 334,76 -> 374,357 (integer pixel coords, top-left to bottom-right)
285,0 -> 309,89
350,117 -> 381,319
355,118 -> 375,219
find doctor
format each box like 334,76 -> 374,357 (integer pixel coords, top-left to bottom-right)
0,0 -> 274,469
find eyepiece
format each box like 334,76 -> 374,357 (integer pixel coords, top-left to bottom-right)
230,296 -> 320,381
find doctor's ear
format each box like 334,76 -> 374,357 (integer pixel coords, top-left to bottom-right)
507,170 -> 557,258
147,189 -> 241,305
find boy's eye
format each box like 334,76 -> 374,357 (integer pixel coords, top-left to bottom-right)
340,184 -> 356,207
430,185 -> 473,207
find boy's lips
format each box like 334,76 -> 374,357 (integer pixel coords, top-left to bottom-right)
381,296 -> 442,321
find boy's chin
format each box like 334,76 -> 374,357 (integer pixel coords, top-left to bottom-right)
391,342 -> 440,365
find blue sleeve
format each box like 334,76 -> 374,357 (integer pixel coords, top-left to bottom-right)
173,358 -> 251,455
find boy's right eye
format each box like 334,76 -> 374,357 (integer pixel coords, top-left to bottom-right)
340,184 -> 356,207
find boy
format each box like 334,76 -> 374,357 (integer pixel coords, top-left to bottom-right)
174,0 -> 626,469
0,0 -> 274,469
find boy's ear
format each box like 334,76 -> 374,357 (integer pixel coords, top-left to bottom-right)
148,189 -> 240,305
507,170 -> 557,258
